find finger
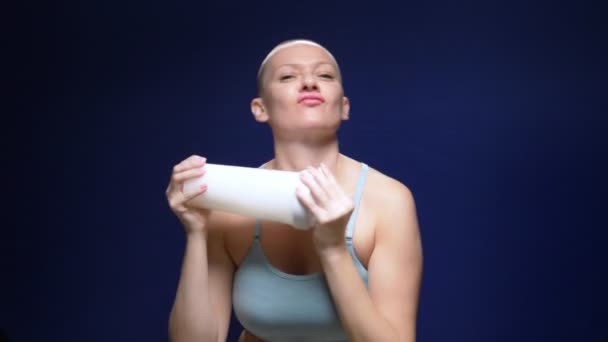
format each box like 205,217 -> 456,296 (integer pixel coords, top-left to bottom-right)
315,165 -> 346,202
169,184 -> 208,211
317,163 -> 340,197
309,166 -> 332,189
320,163 -> 335,181
173,155 -> 206,173
172,167 -> 206,183
300,169 -> 329,204
296,185 -> 324,220
184,184 -> 208,202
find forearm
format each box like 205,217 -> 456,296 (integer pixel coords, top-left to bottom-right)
169,233 -> 217,342
320,247 -> 408,342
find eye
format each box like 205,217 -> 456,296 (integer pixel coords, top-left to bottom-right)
319,73 -> 334,79
279,74 -> 295,81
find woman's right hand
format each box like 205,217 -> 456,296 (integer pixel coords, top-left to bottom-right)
166,155 -> 210,235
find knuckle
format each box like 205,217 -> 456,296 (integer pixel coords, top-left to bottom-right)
170,202 -> 186,213
168,194 -> 183,208
191,155 -> 206,162
173,171 -> 185,182
339,202 -> 353,212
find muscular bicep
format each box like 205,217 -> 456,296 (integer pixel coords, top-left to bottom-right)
367,184 -> 422,341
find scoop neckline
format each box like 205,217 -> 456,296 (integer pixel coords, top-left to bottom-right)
254,239 -> 325,280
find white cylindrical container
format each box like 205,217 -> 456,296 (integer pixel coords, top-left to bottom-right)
183,163 -> 313,230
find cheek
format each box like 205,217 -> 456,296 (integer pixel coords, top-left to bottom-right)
328,90 -> 345,108
266,87 -> 298,109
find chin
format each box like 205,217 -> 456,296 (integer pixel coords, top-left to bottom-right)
300,119 -> 339,131
302,121 -> 342,136
271,115 -> 342,135
301,112 -> 341,126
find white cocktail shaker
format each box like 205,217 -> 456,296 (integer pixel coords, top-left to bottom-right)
183,163 -> 313,230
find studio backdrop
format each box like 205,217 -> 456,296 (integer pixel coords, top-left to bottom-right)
5,1 -> 598,341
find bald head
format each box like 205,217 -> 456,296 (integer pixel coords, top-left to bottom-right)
256,39 -> 342,95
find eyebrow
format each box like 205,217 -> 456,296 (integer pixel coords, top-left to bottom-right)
275,62 -> 336,69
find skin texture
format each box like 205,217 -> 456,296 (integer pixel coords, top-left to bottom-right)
167,41 -> 423,342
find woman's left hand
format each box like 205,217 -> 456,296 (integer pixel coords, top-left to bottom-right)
296,163 -> 354,254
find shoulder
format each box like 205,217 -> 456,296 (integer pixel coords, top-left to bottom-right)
364,165 -> 416,212
363,165 -> 419,241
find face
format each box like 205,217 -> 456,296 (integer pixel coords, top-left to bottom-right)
251,43 -> 350,138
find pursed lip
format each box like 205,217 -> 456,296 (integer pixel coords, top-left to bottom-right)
297,93 -> 325,104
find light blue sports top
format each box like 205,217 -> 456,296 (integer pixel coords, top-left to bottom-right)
232,163 -> 370,342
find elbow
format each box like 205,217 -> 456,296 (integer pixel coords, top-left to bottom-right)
398,327 -> 417,342
168,325 -> 218,342
168,310 -> 218,342
386,322 -> 415,342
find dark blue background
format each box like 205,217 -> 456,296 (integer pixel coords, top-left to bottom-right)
5,1 -> 603,341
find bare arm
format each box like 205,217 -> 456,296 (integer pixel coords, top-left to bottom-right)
165,156 -> 235,342
297,164 -> 423,341
319,182 -> 423,342
168,221 -> 235,342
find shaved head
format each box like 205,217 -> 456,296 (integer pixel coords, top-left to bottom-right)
256,39 -> 341,95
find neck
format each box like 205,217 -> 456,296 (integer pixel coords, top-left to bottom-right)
268,136 -> 342,174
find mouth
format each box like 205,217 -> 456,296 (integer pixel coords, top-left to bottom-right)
298,94 -> 325,106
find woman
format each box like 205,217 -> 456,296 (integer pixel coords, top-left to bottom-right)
166,39 -> 423,342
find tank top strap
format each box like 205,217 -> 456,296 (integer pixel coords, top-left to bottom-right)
346,163 -> 369,242
253,218 -> 262,240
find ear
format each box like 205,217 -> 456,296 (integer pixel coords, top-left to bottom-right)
251,97 -> 269,122
341,96 -> 350,120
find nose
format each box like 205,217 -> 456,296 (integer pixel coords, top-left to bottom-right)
300,73 -> 319,92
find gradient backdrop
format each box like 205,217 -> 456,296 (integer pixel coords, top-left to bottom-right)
5,1 -> 602,341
